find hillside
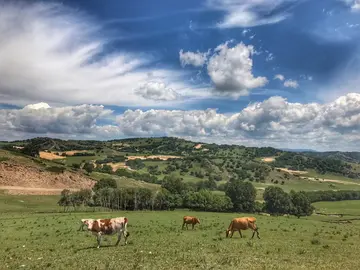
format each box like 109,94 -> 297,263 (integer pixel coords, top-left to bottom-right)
1,137 -> 360,196
0,149 -> 95,195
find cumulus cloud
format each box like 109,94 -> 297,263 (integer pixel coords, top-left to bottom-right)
206,0 -> 295,28
274,74 -> 285,81
206,41 -> 268,97
3,94 -> 360,151
179,49 -> 210,67
134,82 -> 180,101
283,79 -> 299,88
0,102 -> 113,136
0,1 -> 197,108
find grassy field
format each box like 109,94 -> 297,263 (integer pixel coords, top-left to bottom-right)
1,194 -> 360,269
91,172 -> 161,191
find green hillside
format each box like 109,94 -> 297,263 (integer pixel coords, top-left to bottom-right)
2,136 -> 360,195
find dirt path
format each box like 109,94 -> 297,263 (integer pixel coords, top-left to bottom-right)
0,185 -> 80,195
261,157 -> 275,162
126,155 -> 182,160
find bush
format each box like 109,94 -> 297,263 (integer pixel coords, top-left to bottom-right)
46,166 -> 65,173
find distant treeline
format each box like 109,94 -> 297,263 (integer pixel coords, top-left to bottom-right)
304,190 -> 360,203
272,152 -> 360,178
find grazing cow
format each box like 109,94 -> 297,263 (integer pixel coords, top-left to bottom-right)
78,218 -> 94,231
225,217 -> 260,239
182,216 -> 200,230
81,217 -> 130,248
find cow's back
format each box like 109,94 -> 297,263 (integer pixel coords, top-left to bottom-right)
183,216 -> 195,224
232,217 -> 251,230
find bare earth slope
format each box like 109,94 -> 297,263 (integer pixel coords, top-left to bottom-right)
0,161 -> 95,195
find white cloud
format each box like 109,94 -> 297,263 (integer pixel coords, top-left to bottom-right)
0,1 -> 200,108
134,82 -> 180,101
265,52 -> 275,62
179,49 -> 210,67
342,0 -> 360,11
274,74 -> 285,81
283,79 -> 299,88
207,41 -> 268,97
0,103 -> 113,135
3,94 -> 360,151
206,0 -> 294,28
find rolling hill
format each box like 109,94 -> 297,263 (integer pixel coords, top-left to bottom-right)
1,136 -> 360,196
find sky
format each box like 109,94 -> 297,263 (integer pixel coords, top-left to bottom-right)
1,0 -> 360,151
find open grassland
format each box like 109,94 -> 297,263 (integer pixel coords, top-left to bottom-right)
91,172 -> 161,191
1,194 -> 360,269
313,200 -> 360,216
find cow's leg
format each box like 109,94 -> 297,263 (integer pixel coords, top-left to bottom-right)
256,229 -> 260,239
115,231 -> 122,246
97,233 -> 102,248
230,230 -> 234,238
182,222 -> 185,230
251,230 -> 255,239
238,230 -> 243,238
186,224 -> 188,230
192,223 -> 195,230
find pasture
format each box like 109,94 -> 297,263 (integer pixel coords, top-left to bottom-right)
1,195 -> 360,269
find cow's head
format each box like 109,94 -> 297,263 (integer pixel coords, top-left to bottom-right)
124,231 -> 130,238
195,218 -> 200,224
82,219 -> 94,230
225,229 -> 230,238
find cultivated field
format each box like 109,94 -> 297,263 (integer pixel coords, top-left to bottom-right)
1,194 -> 360,270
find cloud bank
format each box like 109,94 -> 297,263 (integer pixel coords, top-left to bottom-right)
3,93 -> 360,151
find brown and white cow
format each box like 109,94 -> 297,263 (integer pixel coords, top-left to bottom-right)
225,217 -> 260,239
182,216 -> 200,230
81,217 -> 130,248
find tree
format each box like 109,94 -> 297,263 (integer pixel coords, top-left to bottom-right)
83,162 -> 94,173
22,143 -> 40,157
225,179 -> 257,212
290,190 -> 314,218
93,178 -> 117,191
161,174 -> 188,194
263,186 -> 292,215
58,189 -> 72,212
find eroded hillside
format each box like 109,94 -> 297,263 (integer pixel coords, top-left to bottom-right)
0,150 -> 95,195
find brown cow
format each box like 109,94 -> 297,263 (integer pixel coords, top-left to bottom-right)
182,216 -> 200,230
81,217 -> 129,248
225,217 -> 260,239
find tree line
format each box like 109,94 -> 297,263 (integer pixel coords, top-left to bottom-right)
58,176 -> 314,218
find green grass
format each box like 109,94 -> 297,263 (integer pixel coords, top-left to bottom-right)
313,200 -> 360,216
303,170 -> 360,183
64,155 -> 103,165
1,195 -> 360,269
90,172 -> 161,191
0,193 -> 60,213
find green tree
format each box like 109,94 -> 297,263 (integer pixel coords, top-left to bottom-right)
263,186 -> 292,215
225,179 -> 257,212
93,178 -> 117,191
58,189 -> 72,212
83,162 -> 94,173
161,174 -> 188,194
290,190 -> 314,218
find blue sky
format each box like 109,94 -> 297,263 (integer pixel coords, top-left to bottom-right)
1,0 -> 360,151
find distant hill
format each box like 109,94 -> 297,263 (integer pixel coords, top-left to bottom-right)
1,136 -> 360,196
280,148 -> 318,153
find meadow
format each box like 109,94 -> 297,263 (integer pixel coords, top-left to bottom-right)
1,194 -> 360,270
